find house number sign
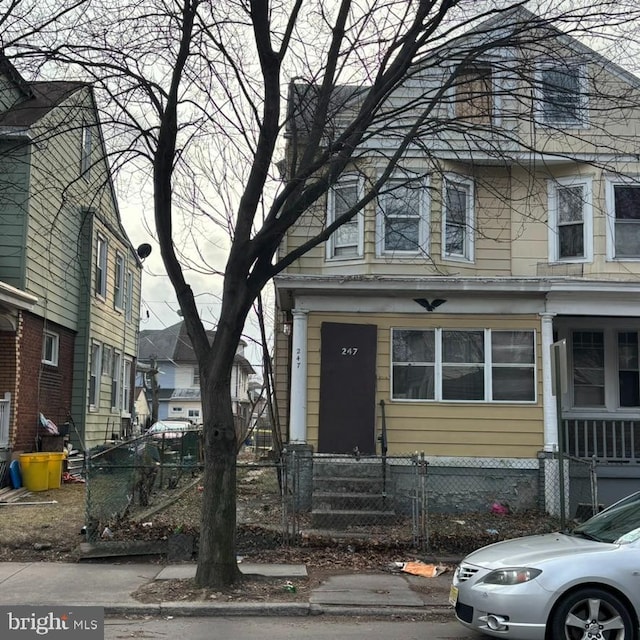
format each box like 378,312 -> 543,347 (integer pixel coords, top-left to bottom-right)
341,347 -> 359,356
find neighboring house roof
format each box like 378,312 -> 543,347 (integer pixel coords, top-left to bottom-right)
139,321 -> 214,363
0,79 -> 87,128
139,321 -> 253,373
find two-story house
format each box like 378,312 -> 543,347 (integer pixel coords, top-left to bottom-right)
274,9 -> 640,507
0,54 -> 142,463
138,321 -> 255,431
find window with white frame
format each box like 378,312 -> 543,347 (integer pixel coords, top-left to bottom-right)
443,176 -> 474,261
95,235 -> 107,298
548,177 -> 592,262
114,252 -> 124,310
122,358 -> 132,413
125,270 -> 134,322
193,368 -> 200,387
538,62 -> 587,127
111,351 -> 121,410
391,328 -> 535,402
188,409 -> 200,421
42,331 -> 59,366
89,342 -> 101,408
81,121 -> 92,177
102,345 -> 112,377
606,179 -> 640,259
392,329 -> 435,400
377,177 -> 429,255
326,175 -> 363,259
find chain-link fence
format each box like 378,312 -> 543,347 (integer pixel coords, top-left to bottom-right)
85,430 -> 203,541
85,442 -> 598,552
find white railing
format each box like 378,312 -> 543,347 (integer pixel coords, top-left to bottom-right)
563,418 -> 640,462
0,392 -> 10,448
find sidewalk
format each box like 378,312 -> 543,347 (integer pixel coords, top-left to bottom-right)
0,562 -> 454,617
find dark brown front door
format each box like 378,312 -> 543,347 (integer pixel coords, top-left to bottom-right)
318,322 -> 377,454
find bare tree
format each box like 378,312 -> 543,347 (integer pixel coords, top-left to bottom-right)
5,0 -> 640,587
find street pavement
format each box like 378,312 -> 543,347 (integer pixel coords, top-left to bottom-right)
0,561 -> 454,617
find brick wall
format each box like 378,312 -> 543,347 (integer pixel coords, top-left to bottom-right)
14,313 -> 75,452
0,323 -> 18,448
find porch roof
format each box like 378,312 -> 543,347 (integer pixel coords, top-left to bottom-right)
274,274 -> 640,315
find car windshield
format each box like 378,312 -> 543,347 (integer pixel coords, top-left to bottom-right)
572,492 -> 640,544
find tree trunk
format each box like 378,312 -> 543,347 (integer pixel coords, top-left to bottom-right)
195,360 -> 242,588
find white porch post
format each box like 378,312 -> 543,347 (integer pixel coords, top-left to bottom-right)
289,309 -> 308,444
540,312 -> 558,452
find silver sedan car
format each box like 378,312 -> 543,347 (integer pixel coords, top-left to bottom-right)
450,492 -> 640,639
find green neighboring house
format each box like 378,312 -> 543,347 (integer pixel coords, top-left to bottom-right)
0,54 -> 143,466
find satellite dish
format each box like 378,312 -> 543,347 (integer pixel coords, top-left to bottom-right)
136,243 -> 152,260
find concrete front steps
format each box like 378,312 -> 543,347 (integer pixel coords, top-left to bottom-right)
311,458 -> 397,529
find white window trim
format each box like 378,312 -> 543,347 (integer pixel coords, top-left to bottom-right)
547,176 -> 593,263
111,351 -> 121,411
42,330 -> 59,366
375,174 -> 430,257
95,235 -> 107,298
605,174 -> 640,261
89,342 -> 102,410
442,174 -> 475,263
81,120 -> 92,178
122,357 -> 132,415
390,327 -> 537,404
125,270 -> 134,322
114,252 -> 125,311
535,61 -> 588,129
325,174 -> 364,261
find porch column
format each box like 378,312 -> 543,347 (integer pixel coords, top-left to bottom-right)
540,312 -> 558,452
289,309 -> 308,443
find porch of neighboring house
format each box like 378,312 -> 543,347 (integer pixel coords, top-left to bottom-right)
554,315 -> 640,504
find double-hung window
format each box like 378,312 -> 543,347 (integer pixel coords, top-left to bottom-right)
42,331 -> 59,366
606,178 -> 640,259
548,177 -> 592,262
326,175 -> 363,259
122,358 -> 132,413
443,175 -> 474,262
95,235 -> 107,298
89,342 -> 101,408
114,252 -> 124,310
538,62 -> 587,127
377,177 -> 429,256
125,270 -> 134,322
111,351 -> 121,410
392,328 -> 536,402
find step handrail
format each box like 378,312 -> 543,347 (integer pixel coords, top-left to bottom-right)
379,400 -> 388,499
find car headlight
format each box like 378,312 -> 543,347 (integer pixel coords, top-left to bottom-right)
481,568 -> 542,585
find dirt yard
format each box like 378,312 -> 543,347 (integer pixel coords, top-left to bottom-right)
0,476 -> 564,604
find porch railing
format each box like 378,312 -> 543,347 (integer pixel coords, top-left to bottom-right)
563,418 -> 640,462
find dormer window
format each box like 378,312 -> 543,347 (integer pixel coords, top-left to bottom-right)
455,63 -> 494,124
538,62 -> 587,127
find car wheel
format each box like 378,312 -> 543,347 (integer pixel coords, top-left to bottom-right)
550,587 -> 634,640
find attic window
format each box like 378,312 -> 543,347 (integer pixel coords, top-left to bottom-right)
539,63 -> 587,127
455,64 -> 493,124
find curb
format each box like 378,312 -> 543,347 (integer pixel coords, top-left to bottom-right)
102,602 -> 453,618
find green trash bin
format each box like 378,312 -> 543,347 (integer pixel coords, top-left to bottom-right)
19,454 -> 49,492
